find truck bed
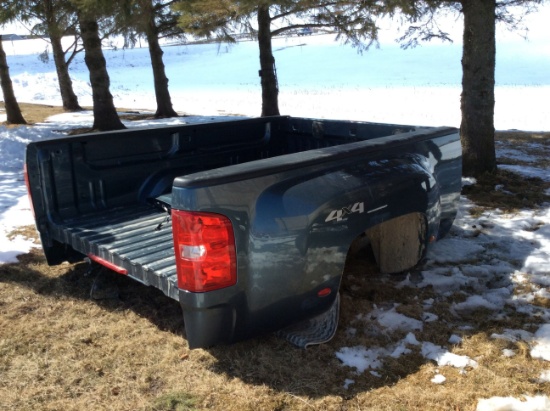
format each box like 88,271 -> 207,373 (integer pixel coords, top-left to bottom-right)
26,116 -> 458,304
26,115 -> 462,347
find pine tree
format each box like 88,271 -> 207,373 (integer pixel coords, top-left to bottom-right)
0,35 -> 27,125
460,0 -> 497,177
120,0 -> 181,118
8,0 -> 83,112
72,0 -> 125,131
394,0 -> 543,177
35,0 -> 83,111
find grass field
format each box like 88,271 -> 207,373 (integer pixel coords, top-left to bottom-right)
1,106 -> 550,410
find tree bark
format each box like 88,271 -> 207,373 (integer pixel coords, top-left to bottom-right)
257,5 -> 280,117
460,0 -> 497,177
0,36 -> 27,125
43,0 -> 82,112
50,32 -> 83,112
77,12 -> 125,131
144,2 -> 178,118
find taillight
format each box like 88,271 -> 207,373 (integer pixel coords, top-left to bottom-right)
172,210 -> 237,292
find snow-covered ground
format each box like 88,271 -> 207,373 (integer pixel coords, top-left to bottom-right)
1,7 -> 549,410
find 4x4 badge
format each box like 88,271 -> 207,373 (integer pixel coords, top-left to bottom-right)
325,202 -> 365,222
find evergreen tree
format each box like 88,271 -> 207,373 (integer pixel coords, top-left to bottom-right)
121,0 -> 182,118
72,0 -> 125,131
0,3 -> 27,125
394,0 -> 543,177
19,0 -> 83,111
460,0 -> 496,177
257,4 -> 279,116
0,36 -> 27,124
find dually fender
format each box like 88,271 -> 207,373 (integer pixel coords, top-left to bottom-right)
245,155 -> 442,329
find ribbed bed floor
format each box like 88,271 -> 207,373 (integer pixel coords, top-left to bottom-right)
49,204 -> 180,301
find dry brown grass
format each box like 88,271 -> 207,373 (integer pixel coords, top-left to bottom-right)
496,131 -> 550,170
0,101 -> 158,132
0,245 -> 550,410
2,229 -> 550,411
2,106 -> 550,410
0,102 -> 67,126
462,131 -> 550,213
463,169 -> 550,214
462,131 -> 550,215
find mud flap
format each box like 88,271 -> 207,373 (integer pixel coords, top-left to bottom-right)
276,293 -> 340,348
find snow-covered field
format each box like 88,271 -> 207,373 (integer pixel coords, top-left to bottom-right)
1,8 -> 550,410
1,8 -> 549,130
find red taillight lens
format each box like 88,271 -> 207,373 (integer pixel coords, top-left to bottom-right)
172,210 -> 237,292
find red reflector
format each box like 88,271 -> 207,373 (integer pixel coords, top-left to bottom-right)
172,210 -> 237,293
318,287 -> 332,298
88,253 -> 128,275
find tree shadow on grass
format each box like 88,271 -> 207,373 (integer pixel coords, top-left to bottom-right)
204,263 -> 433,399
0,247 -> 423,400
0,248 -> 185,336
1,209 -> 545,403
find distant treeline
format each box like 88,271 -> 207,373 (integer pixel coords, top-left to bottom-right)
2,34 -> 46,41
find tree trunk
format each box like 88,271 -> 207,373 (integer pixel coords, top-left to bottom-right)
145,3 -> 178,118
43,0 -> 82,112
77,12 -> 125,131
0,36 -> 27,125
257,5 -> 280,117
460,0 -> 497,177
50,32 -> 83,111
